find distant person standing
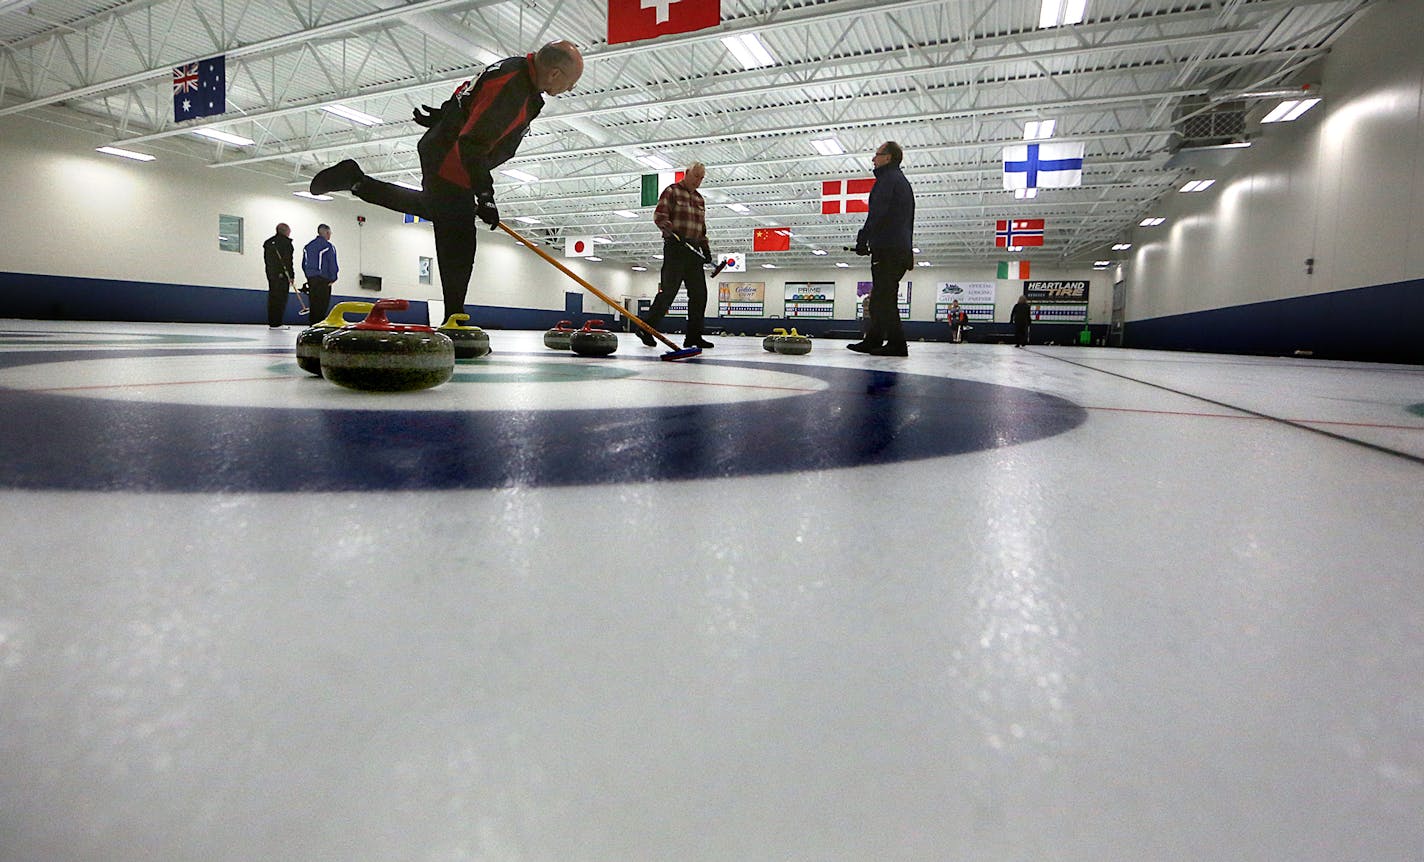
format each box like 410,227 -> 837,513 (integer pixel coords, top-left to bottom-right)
639,161 -> 715,349
262,223 -> 295,328
302,224 -> 338,323
847,141 -> 915,357
947,299 -> 966,343
1011,294 -> 1032,347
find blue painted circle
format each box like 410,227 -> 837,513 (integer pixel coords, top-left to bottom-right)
0,348 -> 1086,491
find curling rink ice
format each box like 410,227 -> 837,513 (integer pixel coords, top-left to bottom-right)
1,319 -> 1422,861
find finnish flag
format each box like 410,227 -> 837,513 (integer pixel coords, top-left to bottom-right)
1003,141 -> 1085,189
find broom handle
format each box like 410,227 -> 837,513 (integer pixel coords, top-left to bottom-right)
497,222 -> 681,352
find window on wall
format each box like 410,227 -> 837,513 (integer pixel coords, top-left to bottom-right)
418,256 -> 433,285
218,214 -> 243,253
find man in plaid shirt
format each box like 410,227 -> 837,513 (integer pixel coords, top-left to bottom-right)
638,162 -> 716,349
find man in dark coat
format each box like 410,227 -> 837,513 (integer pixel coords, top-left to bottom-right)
262,223 -> 295,327
1011,294 -> 1032,347
847,141 -> 916,357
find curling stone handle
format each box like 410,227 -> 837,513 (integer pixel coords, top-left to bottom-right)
320,301 -> 375,327
441,312 -> 470,328
363,298 -> 409,328
581,319 -> 606,332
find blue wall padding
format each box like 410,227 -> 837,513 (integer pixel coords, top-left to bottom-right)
1124,277 -> 1424,364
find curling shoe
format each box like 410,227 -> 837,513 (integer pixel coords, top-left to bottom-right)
868,343 -> 909,357
846,341 -> 878,353
684,338 -> 715,349
635,328 -> 656,347
310,159 -> 365,195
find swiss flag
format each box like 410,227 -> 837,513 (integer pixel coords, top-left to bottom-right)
752,227 -> 791,251
608,0 -> 721,45
821,178 -> 874,215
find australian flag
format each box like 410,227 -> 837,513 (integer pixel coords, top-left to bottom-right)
173,55 -> 226,122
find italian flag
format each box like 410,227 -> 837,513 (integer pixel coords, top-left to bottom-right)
641,171 -> 685,206
997,260 -> 1030,279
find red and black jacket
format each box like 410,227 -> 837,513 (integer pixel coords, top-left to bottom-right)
420,54 -> 545,198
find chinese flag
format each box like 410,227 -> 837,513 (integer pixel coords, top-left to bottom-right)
608,0 -> 721,45
753,227 -> 791,251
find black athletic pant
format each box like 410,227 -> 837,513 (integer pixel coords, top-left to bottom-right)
642,238 -> 708,343
354,178 -> 478,318
1015,322 -> 1030,347
265,274 -> 290,326
863,248 -> 913,348
305,277 -> 333,324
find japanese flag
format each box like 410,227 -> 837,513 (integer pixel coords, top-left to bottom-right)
565,236 -> 596,257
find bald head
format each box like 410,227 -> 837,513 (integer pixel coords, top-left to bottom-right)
535,41 -> 583,96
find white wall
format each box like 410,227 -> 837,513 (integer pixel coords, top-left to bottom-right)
1124,0 -> 1424,321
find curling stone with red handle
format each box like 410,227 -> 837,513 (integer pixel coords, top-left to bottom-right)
438,313 -> 492,359
569,319 -> 619,357
320,299 -> 455,391
295,301 -> 374,376
543,320 -> 576,351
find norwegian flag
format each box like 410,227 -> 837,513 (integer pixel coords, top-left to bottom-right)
995,218 -> 1045,247
821,178 -> 874,215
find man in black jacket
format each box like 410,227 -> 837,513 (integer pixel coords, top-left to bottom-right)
308,40 -> 583,320
262,222 -> 295,328
848,141 -> 916,357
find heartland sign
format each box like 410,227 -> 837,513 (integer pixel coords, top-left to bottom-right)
1024,280 -> 1090,302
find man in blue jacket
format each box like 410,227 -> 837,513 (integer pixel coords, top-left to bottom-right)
302,224 -> 339,323
848,141 -> 916,357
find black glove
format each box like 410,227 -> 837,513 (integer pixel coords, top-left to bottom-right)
855,242 -> 870,256
475,194 -> 499,230
699,243 -> 713,265
412,104 -> 443,128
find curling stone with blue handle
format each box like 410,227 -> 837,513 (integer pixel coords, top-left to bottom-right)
295,301 -> 374,375
774,328 -> 812,356
543,320 -> 575,350
438,313 -> 491,359
569,319 -> 619,357
321,299 -> 455,392
762,327 -> 789,353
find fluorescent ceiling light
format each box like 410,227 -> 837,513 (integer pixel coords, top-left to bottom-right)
1094,260 -> 1112,266
1179,179 -> 1216,192
727,203 -> 751,214
653,254 -> 664,260
513,216 -> 541,224
632,265 -> 648,272
1262,97 -> 1321,123
474,50 -> 501,65
1040,0 -> 1086,28
321,104 -> 381,126
1111,243 -> 1133,250
1139,217 -> 1166,226
294,191 -> 333,201
192,128 -> 254,146
585,256 -> 602,262
917,261 -> 932,267
811,249 -> 828,255
1015,188 -> 1039,199
637,154 -> 675,171
761,263 -> 777,269
593,237 -> 613,245
96,146 -> 155,162
722,33 -> 775,69
1024,119 -> 1056,140
500,168 -> 539,183
810,138 -> 845,156
836,262 -> 850,268
393,180 -> 421,191
1008,245 -> 1024,252
614,210 -> 638,219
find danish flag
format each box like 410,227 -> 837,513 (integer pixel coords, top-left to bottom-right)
821,178 -> 874,215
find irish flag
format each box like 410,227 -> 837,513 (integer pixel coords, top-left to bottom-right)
640,171 -> 685,206
997,260 -> 1030,279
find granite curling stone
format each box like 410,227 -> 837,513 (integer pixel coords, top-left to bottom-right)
762,327 -> 789,353
295,300 -> 374,376
543,320 -> 576,351
569,319 -> 619,357
774,328 -> 813,356
321,299 -> 455,392
438,313 -> 492,359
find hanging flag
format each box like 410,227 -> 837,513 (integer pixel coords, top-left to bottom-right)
752,227 -> 791,251
820,178 -> 875,215
565,236 -> 596,257
995,219 -> 1045,247
403,214 -> 431,224
1002,142 -> 1085,189
997,260 -> 1030,279
173,55 -> 226,122
608,0 -> 721,45
640,171 -> 686,206
719,252 -> 746,272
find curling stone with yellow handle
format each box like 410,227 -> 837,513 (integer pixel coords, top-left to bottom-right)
774,327 -> 812,356
762,327 -> 789,353
438,313 -> 492,359
295,301 -> 374,376
320,299 -> 455,392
